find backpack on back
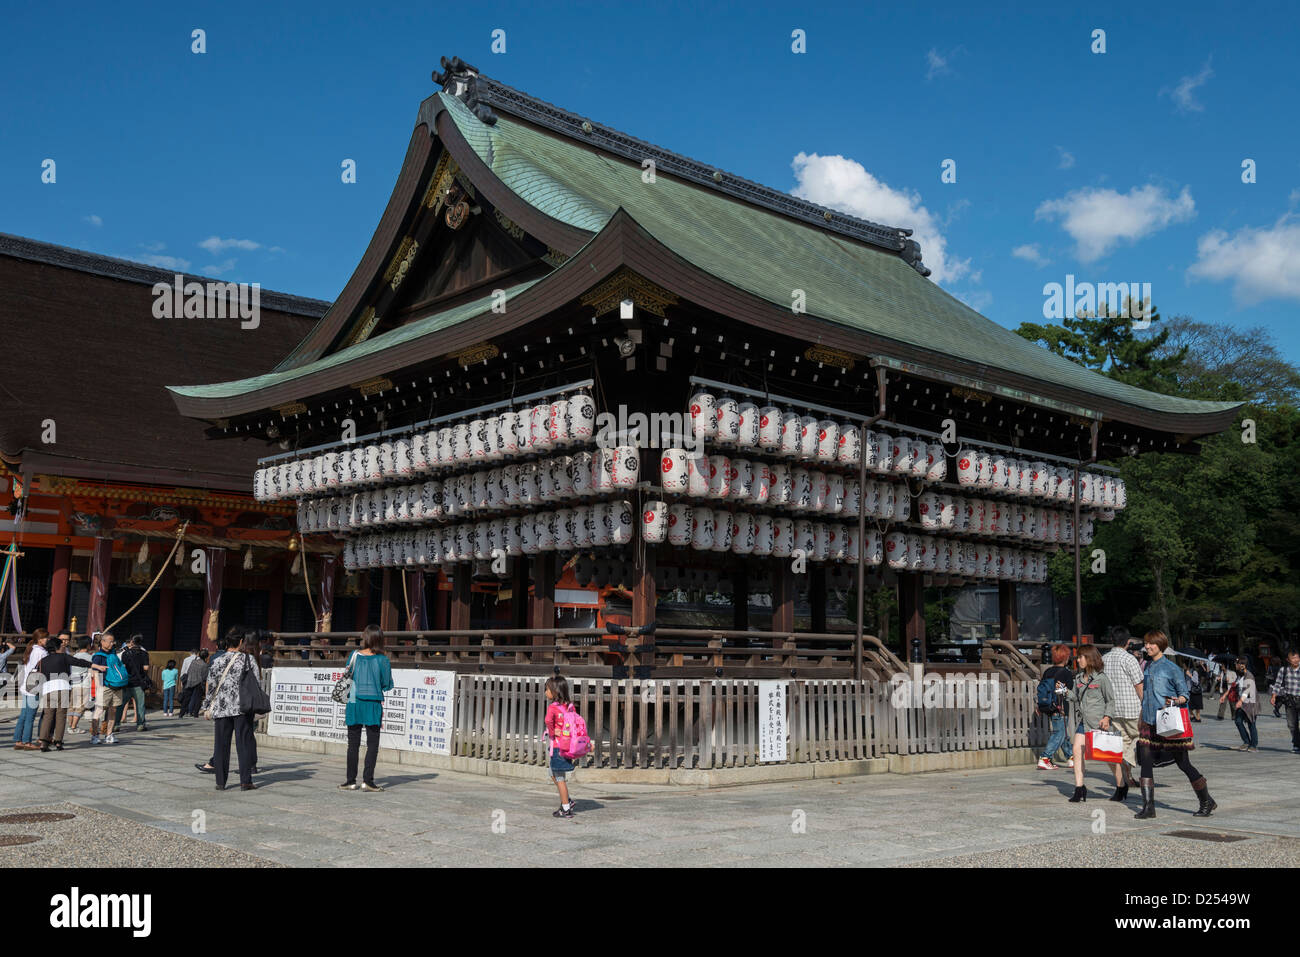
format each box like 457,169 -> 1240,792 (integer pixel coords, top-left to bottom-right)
103,651 -> 130,689
1035,675 -> 1059,715
556,703 -> 591,759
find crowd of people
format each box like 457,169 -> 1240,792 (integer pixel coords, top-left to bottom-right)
1036,628 -> 1300,816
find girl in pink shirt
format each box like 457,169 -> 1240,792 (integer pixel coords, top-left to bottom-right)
545,677 -> 576,818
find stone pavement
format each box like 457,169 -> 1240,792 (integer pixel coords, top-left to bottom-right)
1,707 -> 1297,867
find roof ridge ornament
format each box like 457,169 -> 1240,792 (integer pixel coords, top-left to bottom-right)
433,55 -> 497,125
430,54 -> 931,275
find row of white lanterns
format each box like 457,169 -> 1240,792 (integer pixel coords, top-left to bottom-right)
255,393 -> 600,502
684,391 -> 1125,510
339,511 -> 1048,583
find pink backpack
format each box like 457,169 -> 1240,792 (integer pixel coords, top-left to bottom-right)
556,703 -> 591,759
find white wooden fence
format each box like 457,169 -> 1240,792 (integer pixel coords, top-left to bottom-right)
453,675 -> 1049,770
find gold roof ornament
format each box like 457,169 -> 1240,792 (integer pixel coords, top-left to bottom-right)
383,237 -> 420,291
803,344 -> 856,370
579,267 -> 678,318
452,342 -> 500,366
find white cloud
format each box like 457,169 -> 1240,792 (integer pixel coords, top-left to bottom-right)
83,214 -> 102,227
1162,58 -> 1214,113
925,48 -> 950,80
957,288 -> 993,311
1012,243 -> 1050,267
790,151 -> 970,284
198,236 -> 261,254
1187,216 -> 1300,303
202,259 -> 238,276
1055,146 -> 1075,170
1035,184 -> 1196,262
137,254 -> 191,271
140,241 -> 166,253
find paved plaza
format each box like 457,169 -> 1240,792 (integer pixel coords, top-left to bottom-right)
2,708 -> 1298,867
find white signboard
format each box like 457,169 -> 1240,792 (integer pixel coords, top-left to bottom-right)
758,680 -> 788,763
267,665 -> 456,756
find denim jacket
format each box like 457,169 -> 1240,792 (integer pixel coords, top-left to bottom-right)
1140,656 -> 1189,724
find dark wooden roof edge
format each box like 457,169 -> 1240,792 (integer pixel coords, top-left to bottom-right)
169,208 -> 1242,439
430,55 -> 931,276
15,450 -> 252,494
0,233 -> 330,318
272,124 -> 439,373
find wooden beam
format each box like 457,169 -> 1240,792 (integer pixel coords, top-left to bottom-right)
998,582 -> 1019,642
901,573 -> 926,663
46,544 -> 71,634
451,563 -> 472,632
633,548 -> 657,629
530,554 -> 555,643
380,568 -> 400,632
510,558 -> 528,629
772,563 -> 794,634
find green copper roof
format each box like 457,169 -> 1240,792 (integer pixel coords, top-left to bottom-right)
169,279 -> 539,400
440,92 -> 1238,420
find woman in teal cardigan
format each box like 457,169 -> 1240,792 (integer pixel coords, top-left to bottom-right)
340,625 -> 394,792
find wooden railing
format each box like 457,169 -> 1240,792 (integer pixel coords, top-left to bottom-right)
269,628 -> 909,679
448,674 -> 1049,770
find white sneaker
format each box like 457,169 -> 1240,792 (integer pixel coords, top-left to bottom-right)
68,727 -> 87,734
104,734 -> 117,745
89,735 -> 101,744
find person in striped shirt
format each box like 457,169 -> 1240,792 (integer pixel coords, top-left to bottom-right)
1269,648 -> 1300,754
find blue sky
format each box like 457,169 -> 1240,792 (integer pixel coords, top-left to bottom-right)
3,0 -> 1298,361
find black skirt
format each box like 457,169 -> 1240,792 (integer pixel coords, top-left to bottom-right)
1189,690 -> 1204,710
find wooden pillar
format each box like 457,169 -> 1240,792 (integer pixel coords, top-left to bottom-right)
901,573 -> 926,663
46,544 -> 72,634
998,582 -> 1019,642
431,570 -> 449,630
379,567 -> 400,632
732,559 -> 748,631
155,587 -> 175,650
530,553 -> 555,642
771,563 -> 794,635
810,566 -> 827,634
404,569 -> 425,631
450,564 -> 472,632
633,548 -> 657,629
509,559 -> 528,630
87,537 -> 113,636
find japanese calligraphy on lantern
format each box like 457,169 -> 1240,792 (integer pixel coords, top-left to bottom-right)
758,680 -> 788,763
267,666 -> 456,755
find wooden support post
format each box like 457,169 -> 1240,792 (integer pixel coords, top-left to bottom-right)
772,563 -> 794,635
47,544 -> 72,634
431,570 -> 450,630
998,581 -> 1019,642
810,565 -> 827,634
732,559 -> 748,631
530,553 -> 555,643
379,568 -> 399,632
633,548 -> 657,629
901,572 -> 926,664
267,564 -> 284,633
451,564 -> 472,632
355,570 -> 372,629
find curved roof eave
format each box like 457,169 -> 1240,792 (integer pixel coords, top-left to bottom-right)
169,207 -> 1241,436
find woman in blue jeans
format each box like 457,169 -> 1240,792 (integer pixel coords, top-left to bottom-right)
1037,644 -> 1075,770
1225,658 -> 1258,751
12,637 -> 47,750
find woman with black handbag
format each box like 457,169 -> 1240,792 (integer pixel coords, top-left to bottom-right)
201,634 -> 264,792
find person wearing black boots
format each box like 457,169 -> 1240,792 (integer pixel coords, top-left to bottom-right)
1066,644 -> 1116,803
1134,630 -> 1217,819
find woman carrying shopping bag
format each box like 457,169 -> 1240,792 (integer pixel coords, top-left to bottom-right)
1134,631 -> 1217,819
1066,645 -> 1117,803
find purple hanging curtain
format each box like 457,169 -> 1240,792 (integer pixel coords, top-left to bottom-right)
318,554 -> 337,632
4,555 -> 21,634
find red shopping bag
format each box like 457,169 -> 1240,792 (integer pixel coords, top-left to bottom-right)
1084,730 -> 1124,763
